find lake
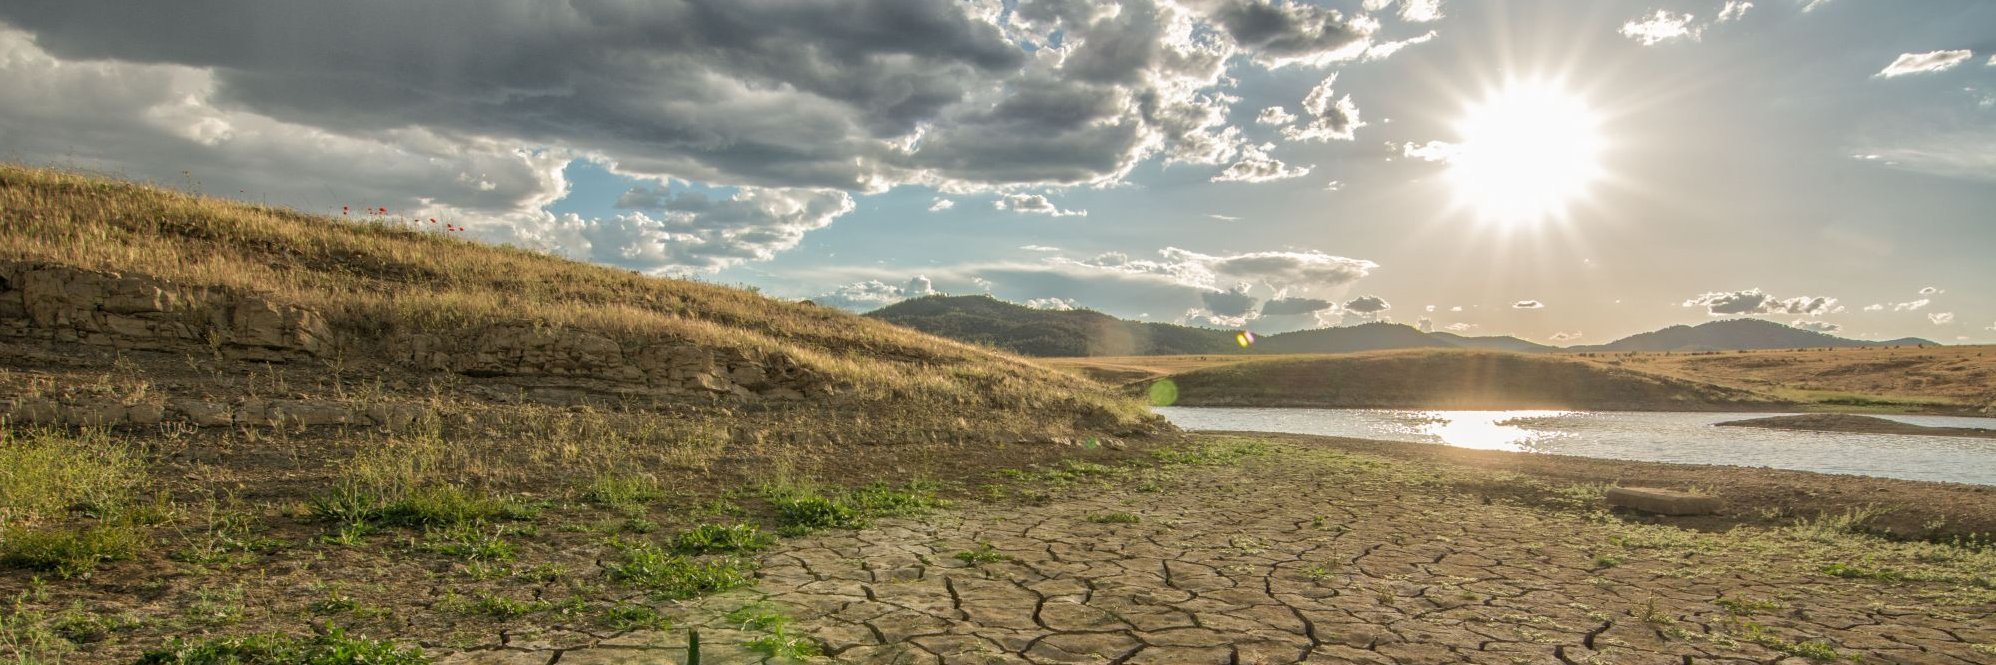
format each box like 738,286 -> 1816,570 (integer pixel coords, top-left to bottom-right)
1151,407 -> 1996,486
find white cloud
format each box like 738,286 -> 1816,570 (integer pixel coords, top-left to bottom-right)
1863,303 -> 1885,312
1398,0 -> 1444,23
1019,244 -> 1061,252
1620,10 -> 1701,46
1212,143 -> 1314,183
1281,74 -> 1365,142
928,198 -> 956,212
1877,50 -> 1975,78
1716,2 -> 1753,22
1919,286 -> 1943,295
1207,213 -> 1243,221
1024,297 -> 1078,311
1929,312 -> 1954,325
1256,106 -> 1296,126
1791,319 -> 1842,333
1894,299 -> 1931,311
1513,300 -> 1545,309
1362,30 -> 1436,62
994,193 -> 1086,217
1682,289 -> 1836,316
517,186 -> 855,274
1549,331 -> 1582,342
810,275 -> 937,311
1400,140 -> 1460,162
1416,317 -> 1434,333
1444,322 -> 1476,332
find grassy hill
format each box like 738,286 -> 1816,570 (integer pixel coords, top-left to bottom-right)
1146,349 -> 1775,410
1573,318 -> 1935,352
0,164 -> 1167,662
865,294 -> 1235,356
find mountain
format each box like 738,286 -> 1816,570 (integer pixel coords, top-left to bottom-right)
867,296 -> 1935,358
864,295 -> 1236,356
1572,319 -> 1937,353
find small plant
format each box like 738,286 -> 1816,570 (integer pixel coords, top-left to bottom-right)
1086,512 -> 1141,524
727,605 -> 819,660
671,523 -> 774,555
418,524 -> 515,561
953,543 -> 1008,565
583,473 -> 666,509
0,523 -> 146,578
599,602 -> 671,631
1714,595 -> 1783,617
135,628 -> 429,664
1738,622 -> 1843,661
603,541 -> 753,599
1593,554 -> 1623,569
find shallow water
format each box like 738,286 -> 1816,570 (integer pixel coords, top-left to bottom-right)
1151,407 -> 1996,486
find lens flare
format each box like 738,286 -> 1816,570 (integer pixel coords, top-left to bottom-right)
1235,331 -> 1256,348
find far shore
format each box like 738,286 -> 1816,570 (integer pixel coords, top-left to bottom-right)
1717,413 -> 1996,439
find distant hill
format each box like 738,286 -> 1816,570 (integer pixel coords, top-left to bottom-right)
864,295 -> 1235,356
867,296 -> 1934,358
1148,349 -> 1774,411
1572,319 -> 1936,353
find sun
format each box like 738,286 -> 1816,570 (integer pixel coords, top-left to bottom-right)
1445,80 -> 1603,225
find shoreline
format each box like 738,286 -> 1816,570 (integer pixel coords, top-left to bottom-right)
1189,430 -> 1996,541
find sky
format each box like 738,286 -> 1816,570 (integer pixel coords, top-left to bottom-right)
2,0 -> 1992,345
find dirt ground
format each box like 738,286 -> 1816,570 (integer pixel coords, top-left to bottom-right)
439,435 -> 1995,665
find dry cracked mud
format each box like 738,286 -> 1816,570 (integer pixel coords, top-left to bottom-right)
443,441 -> 1996,664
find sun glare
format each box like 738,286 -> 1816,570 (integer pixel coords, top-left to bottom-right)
1446,81 -> 1603,225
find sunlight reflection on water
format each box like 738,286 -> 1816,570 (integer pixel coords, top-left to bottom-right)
1393,410 -> 1573,451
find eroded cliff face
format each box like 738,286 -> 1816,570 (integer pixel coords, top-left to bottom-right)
0,262 -> 828,428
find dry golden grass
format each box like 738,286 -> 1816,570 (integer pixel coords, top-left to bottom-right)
1585,345 -> 1996,412
0,163 -> 1148,425
1054,346 -> 1996,414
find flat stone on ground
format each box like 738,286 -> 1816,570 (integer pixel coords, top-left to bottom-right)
1605,486 -> 1720,515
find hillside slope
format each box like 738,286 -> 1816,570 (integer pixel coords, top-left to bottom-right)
1149,349 -> 1774,410
0,164 -> 1155,439
866,294 -> 1235,356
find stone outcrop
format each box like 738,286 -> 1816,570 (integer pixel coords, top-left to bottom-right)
0,396 -> 424,430
398,326 -> 818,400
0,262 -> 329,360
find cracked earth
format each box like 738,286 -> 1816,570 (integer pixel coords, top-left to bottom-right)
444,441 -> 1996,664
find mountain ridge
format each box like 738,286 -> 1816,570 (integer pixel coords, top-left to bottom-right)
864,294 -> 1937,357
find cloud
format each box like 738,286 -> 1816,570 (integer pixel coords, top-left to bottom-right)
1211,143 -> 1313,182
1893,299 -> 1931,311
1207,214 -> 1243,221
1260,297 -> 1337,316
1513,300 -> 1545,309
1929,312 -> 1955,325
1443,322 -> 1476,332
512,186 -> 855,274
1256,106 -> 1297,126
1199,0 -> 1377,68
1919,286 -> 1943,295
928,198 -> 956,212
1281,74 -> 1365,142
1549,331 -> 1582,342
1791,319 -> 1842,333
1398,0 -> 1444,23
1024,297 -> 1078,311
1064,247 -> 1377,293
1620,10 -> 1701,46
1877,50 -> 1975,78
1400,140 -> 1460,162
1362,30 -> 1437,62
1863,303 -> 1885,312
1201,284 -> 1260,318
1019,244 -> 1061,252
994,193 -> 1087,217
1716,2 -> 1753,22
1681,289 -> 1837,316
1343,295 -> 1390,314
810,275 -> 937,311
